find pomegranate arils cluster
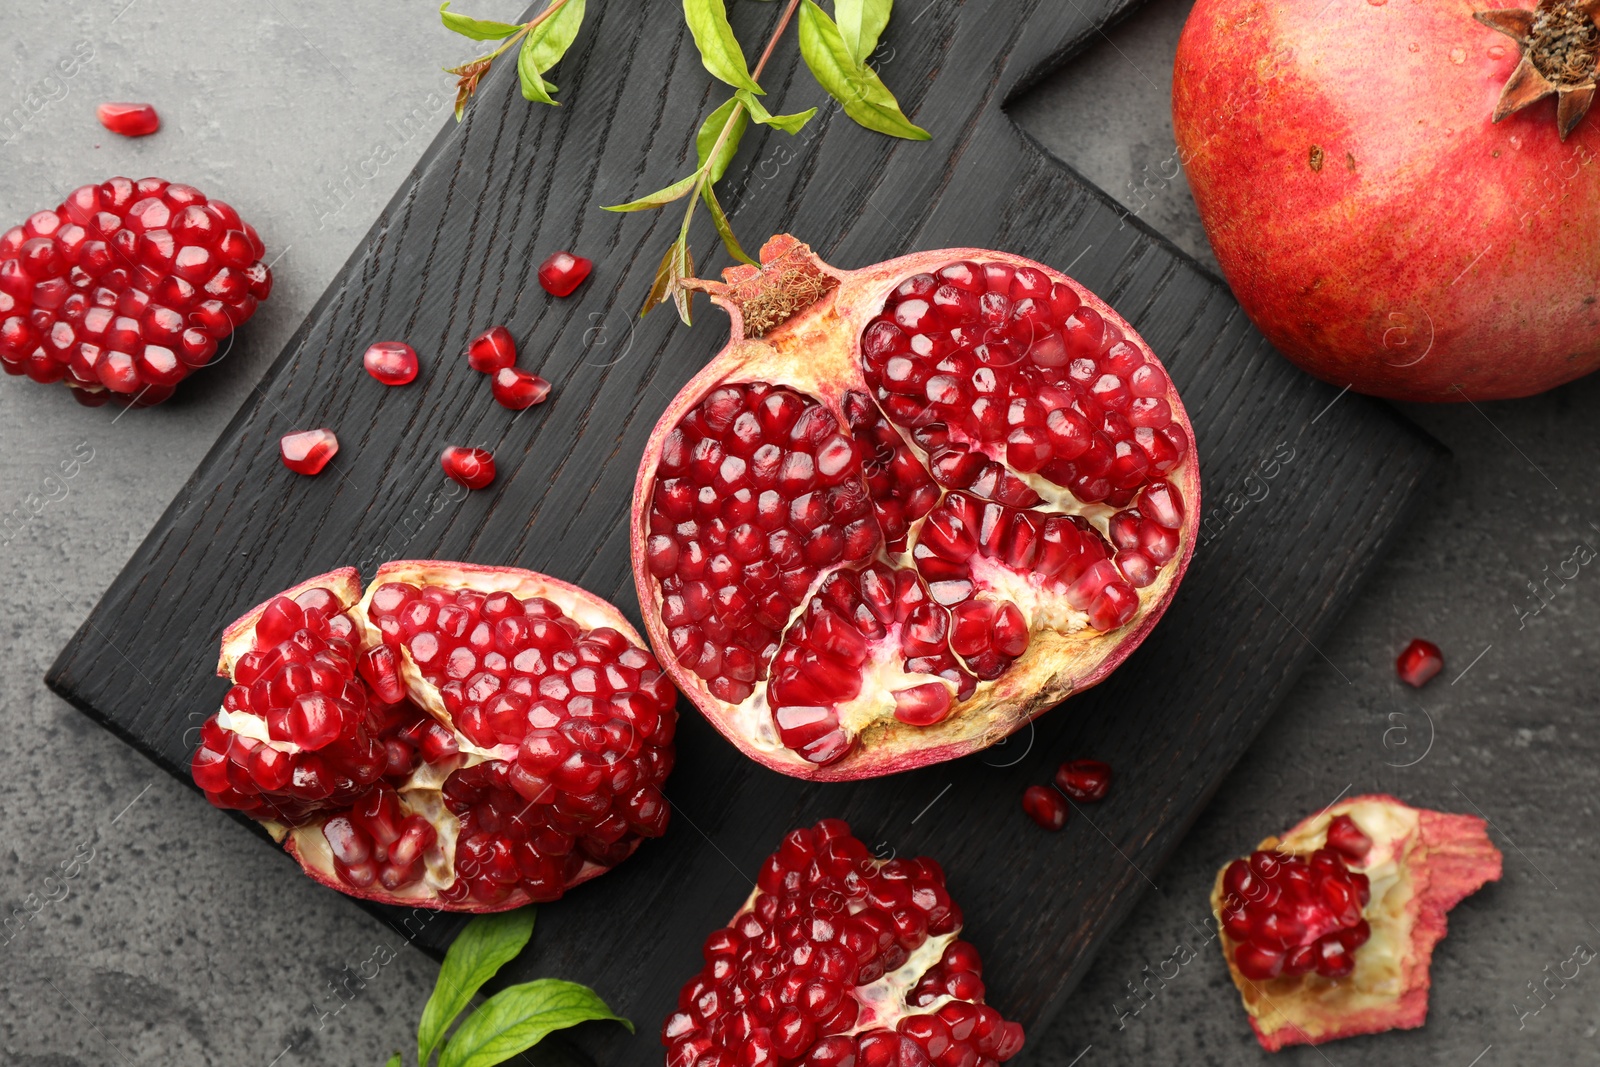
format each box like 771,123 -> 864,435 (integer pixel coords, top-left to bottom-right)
1395,638 -> 1443,687
465,324 -> 551,411
0,177 -> 271,404
665,820 -> 1024,1067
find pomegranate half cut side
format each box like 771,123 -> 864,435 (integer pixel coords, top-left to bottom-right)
193,561 -> 678,912
632,236 -> 1200,780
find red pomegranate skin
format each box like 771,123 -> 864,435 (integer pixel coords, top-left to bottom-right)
1173,0 -> 1600,401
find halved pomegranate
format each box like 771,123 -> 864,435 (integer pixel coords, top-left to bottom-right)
664,819 -> 1024,1067
632,236 -> 1200,780
1210,794 -> 1502,1050
191,561 -> 678,911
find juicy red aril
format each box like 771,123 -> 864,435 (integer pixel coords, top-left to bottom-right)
97,103 -> 161,137
1022,785 -> 1068,830
442,446 -> 495,489
664,820 -> 1024,1067
363,341 -> 418,385
1324,814 -> 1372,861
0,177 -> 271,403
1054,759 -> 1111,801
280,428 -> 338,475
537,251 -> 592,297
1221,839 -> 1372,982
1395,638 -> 1443,687
467,325 -> 516,372
492,366 -> 550,409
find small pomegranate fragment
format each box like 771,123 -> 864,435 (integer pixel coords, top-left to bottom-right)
492,366 -> 550,409
1211,795 -> 1501,1050
1022,785 -> 1068,830
663,820 -> 1024,1066
192,561 -> 679,911
466,325 -> 516,372
633,236 -> 1201,780
537,251 -> 592,296
97,103 -> 161,137
1395,639 -> 1443,687
0,176 -> 272,403
280,428 -> 339,476
1054,759 -> 1111,801
441,446 -> 495,489
363,341 -> 418,385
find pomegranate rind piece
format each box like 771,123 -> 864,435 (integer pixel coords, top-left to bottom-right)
1209,794 -> 1501,1051
631,236 -> 1200,781
216,567 -> 363,677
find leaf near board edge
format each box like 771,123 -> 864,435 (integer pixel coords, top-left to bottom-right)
436,979 -> 633,1067
736,89 -> 816,134
416,909 -> 536,1067
797,0 -> 930,140
439,2 -> 524,40
834,0 -> 893,64
696,97 -> 751,184
683,0 -> 763,92
603,171 -> 700,213
517,0 -> 587,103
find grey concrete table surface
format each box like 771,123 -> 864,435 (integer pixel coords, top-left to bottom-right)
0,1 -> 1594,1065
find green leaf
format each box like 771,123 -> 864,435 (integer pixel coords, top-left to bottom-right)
603,171 -> 701,212
834,0 -> 892,64
702,183 -> 756,265
417,910 -> 536,1067
682,0 -> 762,92
735,89 -> 816,134
439,2 -> 523,40
798,0 -> 930,140
643,238 -> 695,323
696,97 -> 750,184
437,979 -> 632,1067
385,1056 -> 401,1067
517,0 -> 586,103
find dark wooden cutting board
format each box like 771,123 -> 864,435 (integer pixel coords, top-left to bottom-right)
47,0 -> 1446,1062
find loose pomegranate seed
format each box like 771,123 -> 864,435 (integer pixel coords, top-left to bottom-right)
466,325 -> 516,372
362,341 -> 418,385
441,446 -> 495,489
280,428 -> 339,475
1220,842 -> 1371,981
665,820 -> 1025,1066
1054,759 -> 1111,801
1022,785 -> 1068,830
1395,638 -> 1443,687
96,103 -> 160,137
537,251 -> 592,296
492,366 -> 550,409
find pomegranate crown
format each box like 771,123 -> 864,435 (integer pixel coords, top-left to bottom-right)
685,234 -> 839,337
1477,0 -> 1600,139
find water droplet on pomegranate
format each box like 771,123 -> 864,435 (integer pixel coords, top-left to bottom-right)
1408,41 -> 1420,52
1449,48 -> 1465,65
280,428 -> 339,475
363,341 -> 418,385
1487,44 -> 1506,60
97,103 -> 160,137
441,446 -> 495,489
537,252 -> 592,297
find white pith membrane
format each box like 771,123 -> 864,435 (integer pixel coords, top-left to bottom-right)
636,240 -> 1198,778
205,561 -> 660,906
1210,795 -> 1501,1049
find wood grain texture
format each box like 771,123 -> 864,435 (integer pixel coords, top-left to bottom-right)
46,0 -> 1446,1063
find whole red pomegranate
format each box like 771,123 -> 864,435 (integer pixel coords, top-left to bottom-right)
192,561 -> 677,911
664,819 -> 1024,1067
632,236 -> 1200,780
1173,0 -> 1600,401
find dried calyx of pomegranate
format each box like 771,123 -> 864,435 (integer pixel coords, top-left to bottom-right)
191,561 -> 678,912
632,236 -> 1200,780
665,819 -> 1024,1067
1211,794 -> 1502,1051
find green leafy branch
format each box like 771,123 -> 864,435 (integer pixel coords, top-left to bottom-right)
383,908 -> 631,1067
440,0 -> 588,118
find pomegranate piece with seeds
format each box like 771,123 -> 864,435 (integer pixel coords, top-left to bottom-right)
1395,638 -> 1443,687
363,341 -> 418,385
1022,785 -> 1068,830
1054,759 -> 1111,801
537,251 -> 591,297
0,176 -> 271,404
664,820 -> 1024,1067
280,428 -> 338,476
441,446 -> 495,489
1211,794 -> 1501,1050
492,366 -> 550,409
632,236 -> 1200,780
466,325 -> 516,373
191,561 -> 678,911
97,103 -> 161,137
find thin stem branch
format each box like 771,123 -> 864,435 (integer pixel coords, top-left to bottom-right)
481,0 -> 579,62
752,0 -> 804,81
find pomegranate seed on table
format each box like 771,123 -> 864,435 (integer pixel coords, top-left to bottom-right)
492,366 -> 550,409
441,446 -> 495,489
1022,784 -> 1068,830
1395,638 -> 1443,687
537,251 -> 591,296
279,428 -> 338,475
96,102 -> 160,137
1054,759 -> 1111,801
362,341 -> 418,385
466,325 -> 516,372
